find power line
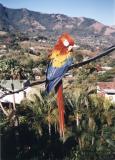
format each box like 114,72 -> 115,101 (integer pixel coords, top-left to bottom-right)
0,45 -> 115,99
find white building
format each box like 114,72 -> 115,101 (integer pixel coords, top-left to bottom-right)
97,82 -> 115,103
0,80 -> 31,104
0,80 -> 44,104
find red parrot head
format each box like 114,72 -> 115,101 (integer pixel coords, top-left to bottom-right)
53,33 -> 76,55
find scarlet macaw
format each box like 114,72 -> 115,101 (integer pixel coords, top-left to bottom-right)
45,33 -> 76,137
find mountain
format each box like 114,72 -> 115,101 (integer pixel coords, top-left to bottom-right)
0,3 -> 115,47
111,25 -> 115,29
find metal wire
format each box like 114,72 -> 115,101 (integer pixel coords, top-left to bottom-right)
0,45 -> 115,99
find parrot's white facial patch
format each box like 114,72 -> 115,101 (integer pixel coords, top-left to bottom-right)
63,39 -> 69,47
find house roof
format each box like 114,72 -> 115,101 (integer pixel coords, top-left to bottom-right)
0,80 -> 30,91
0,80 -> 42,104
97,82 -> 115,90
0,80 -> 23,91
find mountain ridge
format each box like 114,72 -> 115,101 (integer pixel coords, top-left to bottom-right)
0,3 -> 115,47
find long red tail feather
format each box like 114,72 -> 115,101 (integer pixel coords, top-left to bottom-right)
56,80 -> 65,138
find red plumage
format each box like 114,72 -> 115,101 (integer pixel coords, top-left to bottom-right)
56,80 -> 65,137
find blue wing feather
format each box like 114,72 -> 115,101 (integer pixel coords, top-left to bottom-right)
46,58 -> 73,94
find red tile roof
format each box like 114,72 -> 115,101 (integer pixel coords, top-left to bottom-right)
97,82 -> 115,90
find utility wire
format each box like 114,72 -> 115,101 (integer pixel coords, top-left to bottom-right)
0,45 -> 115,99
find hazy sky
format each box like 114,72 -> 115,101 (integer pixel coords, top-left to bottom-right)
0,0 -> 114,26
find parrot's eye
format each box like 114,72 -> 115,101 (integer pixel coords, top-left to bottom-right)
63,39 -> 69,47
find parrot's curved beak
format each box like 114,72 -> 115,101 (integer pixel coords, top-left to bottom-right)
68,44 -> 79,51
73,44 -> 80,49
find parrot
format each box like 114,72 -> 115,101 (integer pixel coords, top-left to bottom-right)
45,33 -> 76,138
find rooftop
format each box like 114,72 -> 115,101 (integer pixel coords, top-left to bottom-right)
97,82 -> 115,90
